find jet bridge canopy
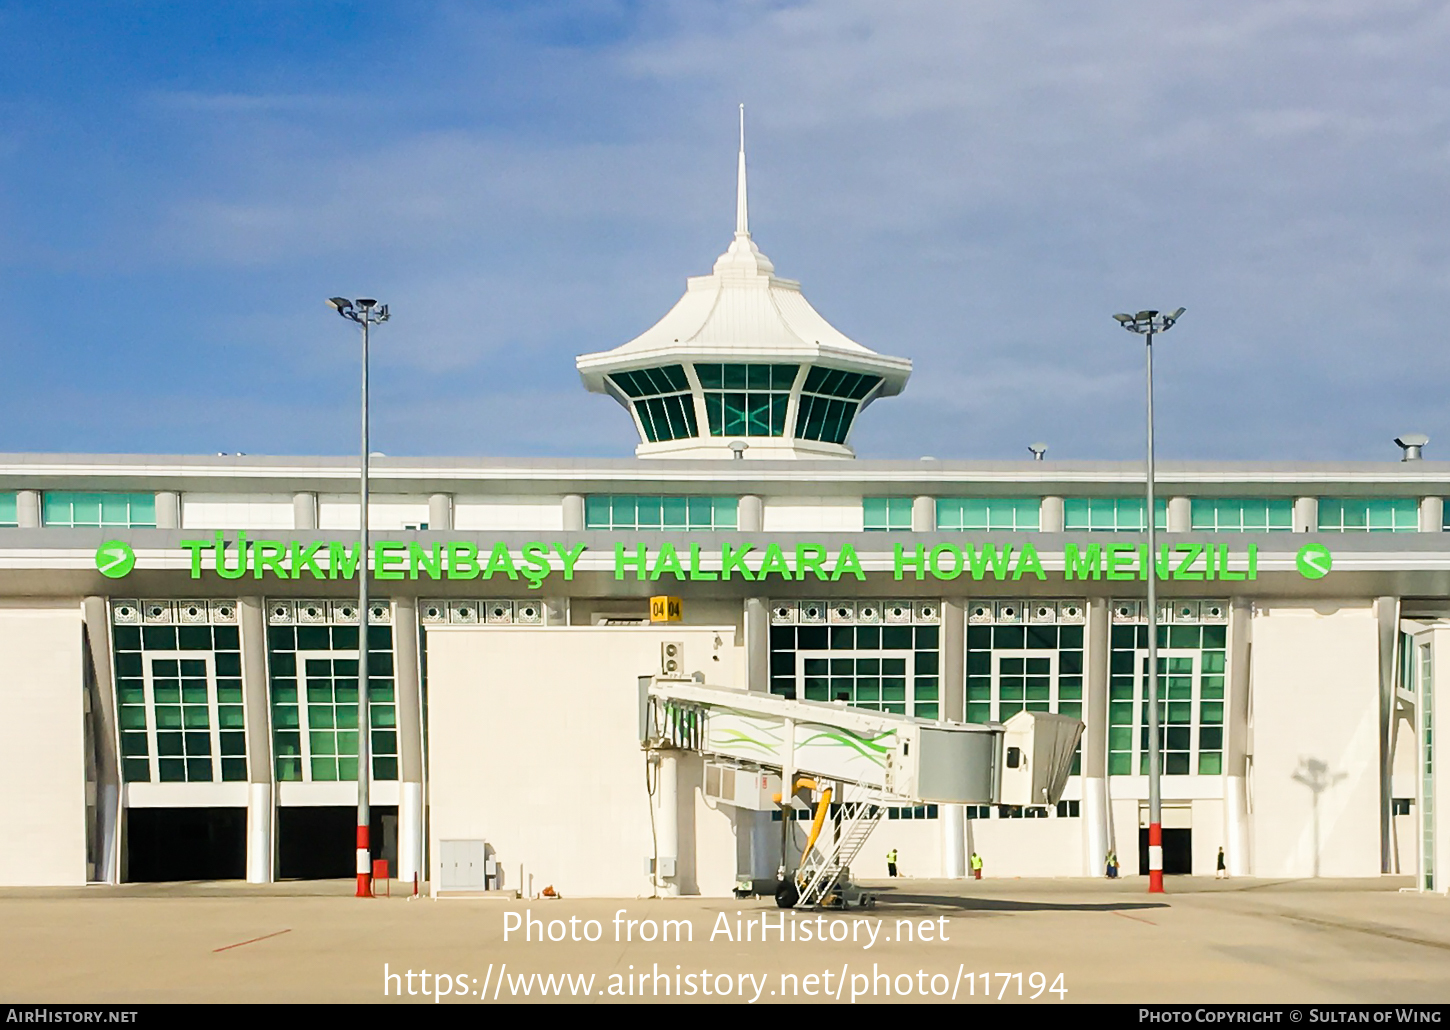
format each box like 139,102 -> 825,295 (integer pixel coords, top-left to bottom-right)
641,677 -> 1083,806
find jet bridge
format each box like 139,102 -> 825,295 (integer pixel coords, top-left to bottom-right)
640,676 -> 1083,908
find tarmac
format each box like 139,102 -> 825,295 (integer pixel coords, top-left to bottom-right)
0,875 -> 1446,1004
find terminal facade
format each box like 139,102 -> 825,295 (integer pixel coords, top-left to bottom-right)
0,141 -> 1445,894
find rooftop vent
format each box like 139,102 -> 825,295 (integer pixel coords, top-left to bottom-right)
1028,442 -> 1048,461
1396,434 -> 1429,461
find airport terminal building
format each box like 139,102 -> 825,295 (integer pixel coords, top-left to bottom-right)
0,152 -> 1446,896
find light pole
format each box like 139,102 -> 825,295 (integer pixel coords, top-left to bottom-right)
1112,306 -> 1184,894
328,296 -> 390,898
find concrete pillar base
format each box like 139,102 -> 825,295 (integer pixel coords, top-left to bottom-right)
1084,777 -> 1109,876
942,804 -> 966,878
399,781 -> 424,886
246,782 -> 273,884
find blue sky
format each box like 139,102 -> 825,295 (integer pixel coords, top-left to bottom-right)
1,1 -> 1448,462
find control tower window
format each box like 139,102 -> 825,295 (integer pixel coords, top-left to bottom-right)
607,365 -> 697,442
794,368 -> 881,444
696,363 -> 796,437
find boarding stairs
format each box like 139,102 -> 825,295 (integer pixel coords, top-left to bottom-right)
792,791 -> 887,909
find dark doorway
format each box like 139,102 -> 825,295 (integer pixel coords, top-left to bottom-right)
278,806 -> 397,880
1138,827 -> 1193,875
126,808 -> 245,881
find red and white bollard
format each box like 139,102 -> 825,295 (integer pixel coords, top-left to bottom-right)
356,824 -> 372,897
1147,822 -> 1164,893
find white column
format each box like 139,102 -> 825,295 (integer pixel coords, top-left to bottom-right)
16,489 -> 40,527
1224,598 -> 1252,876
239,597 -> 274,883
399,781 -> 424,888
393,597 -> 425,885
247,783 -> 273,884
562,494 -> 585,532
293,492 -> 318,531
1419,497 -> 1443,533
1293,496 -> 1318,533
1166,496 -> 1191,533
154,491 -> 180,529
82,597 -> 122,883
1039,496 -> 1064,533
912,495 -> 936,533
942,804 -> 966,878
1083,598 -> 1110,876
428,493 -> 454,531
657,750 -> 680,896
738,495 -> 763,533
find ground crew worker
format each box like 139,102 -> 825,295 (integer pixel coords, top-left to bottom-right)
970,851 -> 983,879
886,848 -> 898,877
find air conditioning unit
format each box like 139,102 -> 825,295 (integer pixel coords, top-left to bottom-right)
703,762 -> 782,811
112,600 -> 141,625
661,641 -> 684,677
176,600 -> 208,624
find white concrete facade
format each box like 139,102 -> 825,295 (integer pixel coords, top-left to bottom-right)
0,601 -> 87,885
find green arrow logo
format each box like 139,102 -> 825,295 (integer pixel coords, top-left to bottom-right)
1296,543 -> 1332,580
96,540 -> 136,579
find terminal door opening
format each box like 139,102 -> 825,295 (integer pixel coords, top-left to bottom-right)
1138,827 -> 1191,876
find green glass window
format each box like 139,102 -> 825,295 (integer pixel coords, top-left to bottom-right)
1107,616 -> 1226,777
794,367 -> 882,445
111,609 -> 246,784
584,495 -> 738,531
1318,497 -> 1419,532
607,365 -> 698,443
43,492 -> 156,528
696,363 -> 796,438
1064,497 -> 1167,533
938,498 -> 1040,532
770,610 -> 940,719
965,615 -> 1085,778
1190,498 -> 1293,532
863,498 -> 913,532
268,615 -> 398,782
0,492 -> 16,527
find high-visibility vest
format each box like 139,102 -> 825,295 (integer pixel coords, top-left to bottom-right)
970,854 -> 982,869
887,850 -> 897,862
